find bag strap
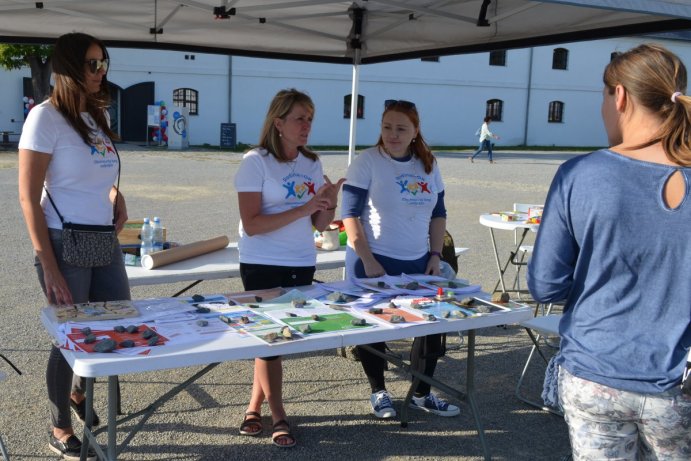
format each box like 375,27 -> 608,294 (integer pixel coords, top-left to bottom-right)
44,142 -> 121,225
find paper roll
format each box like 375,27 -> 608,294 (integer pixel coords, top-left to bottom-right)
141,235 -> 230,270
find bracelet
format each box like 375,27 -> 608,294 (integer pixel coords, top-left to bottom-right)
429,251 -> 442,258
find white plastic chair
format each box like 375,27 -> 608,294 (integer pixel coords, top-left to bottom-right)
515,313 -> 563,416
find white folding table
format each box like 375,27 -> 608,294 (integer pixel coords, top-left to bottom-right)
125,243 -> 348,295
42,296 -> 531,461
478,214 -> 539,294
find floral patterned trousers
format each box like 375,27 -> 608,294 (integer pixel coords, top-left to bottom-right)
559,368 -> 691,460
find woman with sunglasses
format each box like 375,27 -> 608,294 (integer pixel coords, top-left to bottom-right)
529,44 -> 691,460
18,33 -> 128,461
234,88 -> 344,448
342,99 -> 460,419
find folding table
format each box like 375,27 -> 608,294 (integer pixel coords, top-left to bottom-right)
41,295 -> 532,461
478,214 -> 539,294
125,242 -> 347,295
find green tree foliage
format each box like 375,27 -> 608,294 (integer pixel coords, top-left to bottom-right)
0,44 -> 53,105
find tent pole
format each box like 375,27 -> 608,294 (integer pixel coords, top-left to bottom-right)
348,48 -> 361,165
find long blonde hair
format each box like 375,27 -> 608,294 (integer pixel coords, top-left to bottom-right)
604,43 -> 690,165
257,88 -> 318,162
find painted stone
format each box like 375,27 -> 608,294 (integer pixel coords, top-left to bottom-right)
93,339 -> 117,353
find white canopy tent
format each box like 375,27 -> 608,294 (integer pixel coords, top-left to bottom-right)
1,0 -> 690,156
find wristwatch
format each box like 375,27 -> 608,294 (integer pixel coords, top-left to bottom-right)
429,251 -> 442,258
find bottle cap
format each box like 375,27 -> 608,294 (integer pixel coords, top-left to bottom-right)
437,287 -> 443,296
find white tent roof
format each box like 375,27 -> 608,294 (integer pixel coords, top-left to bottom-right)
0,1 -> 690,64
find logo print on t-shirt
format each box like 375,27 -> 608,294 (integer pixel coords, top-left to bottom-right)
395,178 -> 431,196
89,133 -> 115,157
283,176 -> 316,200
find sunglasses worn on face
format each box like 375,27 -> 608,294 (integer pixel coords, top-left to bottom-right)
85,58 -> 109,74
384,99 -> 416,109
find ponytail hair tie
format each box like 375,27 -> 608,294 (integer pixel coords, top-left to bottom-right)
671,91 -> 683,103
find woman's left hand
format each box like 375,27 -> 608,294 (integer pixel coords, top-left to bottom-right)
317,175 -> 346,209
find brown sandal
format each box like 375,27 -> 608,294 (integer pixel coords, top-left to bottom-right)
239,411 -> 262,436
271,419 -> 296,448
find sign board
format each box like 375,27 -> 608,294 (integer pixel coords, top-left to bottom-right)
147,105 -> 161,127
220,123 -> 236,149
168,106 -> 189,150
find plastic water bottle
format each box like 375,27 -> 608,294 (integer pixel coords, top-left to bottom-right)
152,216 -> 164,253
140,218 -> 153,266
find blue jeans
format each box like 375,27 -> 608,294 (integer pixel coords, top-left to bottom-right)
559,367 -> 691,460
471,139 -> 493,161
36,228 -> 131,428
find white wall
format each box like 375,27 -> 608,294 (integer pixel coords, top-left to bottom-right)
1,36 -> 689,147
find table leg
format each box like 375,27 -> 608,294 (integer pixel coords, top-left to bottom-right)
108,377 -> 118,459
490,228 -> 530,294
90,363 -> 220,460
487,228 -> 506,293
0,434 -> 10,461
361,334 -> 491,461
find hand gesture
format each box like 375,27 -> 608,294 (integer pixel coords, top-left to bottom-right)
317,175 -> 346,209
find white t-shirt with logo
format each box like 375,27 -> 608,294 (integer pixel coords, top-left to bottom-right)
19,101 -> 119,229
234,148 -> 325,266
345,146 -> 444,260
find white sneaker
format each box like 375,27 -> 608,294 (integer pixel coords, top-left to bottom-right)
409,392 -> 460,417
370,390 -> 396,419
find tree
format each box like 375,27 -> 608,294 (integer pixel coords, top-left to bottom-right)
0,43 -> 53,106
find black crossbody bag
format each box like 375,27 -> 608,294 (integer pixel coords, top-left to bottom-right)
45,144 -> 121,268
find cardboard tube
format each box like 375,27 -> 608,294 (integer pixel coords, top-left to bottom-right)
141,235 -> 230,270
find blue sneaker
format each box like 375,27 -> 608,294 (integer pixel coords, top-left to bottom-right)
370,390 -> 396,419
410,392 -> 460,417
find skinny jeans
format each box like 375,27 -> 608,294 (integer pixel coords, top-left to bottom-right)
471,139 -> 493,162
35,228 -> 130,429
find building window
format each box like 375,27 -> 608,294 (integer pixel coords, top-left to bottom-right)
172,88 -> 199,115
548,101 -> 564,123
420,56 -> 440,62
489,50 -> 506,66
344,94 -> 364,119
486,99 -> 503,122
552,48 -> 568,70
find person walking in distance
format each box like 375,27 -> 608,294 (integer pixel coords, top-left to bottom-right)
470,116 -> 500,163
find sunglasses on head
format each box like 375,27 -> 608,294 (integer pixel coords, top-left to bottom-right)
85,58 -> 109,74
384,99 -> 416,110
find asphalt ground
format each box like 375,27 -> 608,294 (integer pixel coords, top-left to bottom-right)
0,145 -> 582,460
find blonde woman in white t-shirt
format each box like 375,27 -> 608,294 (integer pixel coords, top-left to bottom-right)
18,33 -> 129,461
234,89 -> 344,448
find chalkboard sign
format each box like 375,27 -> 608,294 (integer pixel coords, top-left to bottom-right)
220,123 -> 236,148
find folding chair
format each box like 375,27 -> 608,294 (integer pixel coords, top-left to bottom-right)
515,314 -> 563,416
0,353 -> 22,461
